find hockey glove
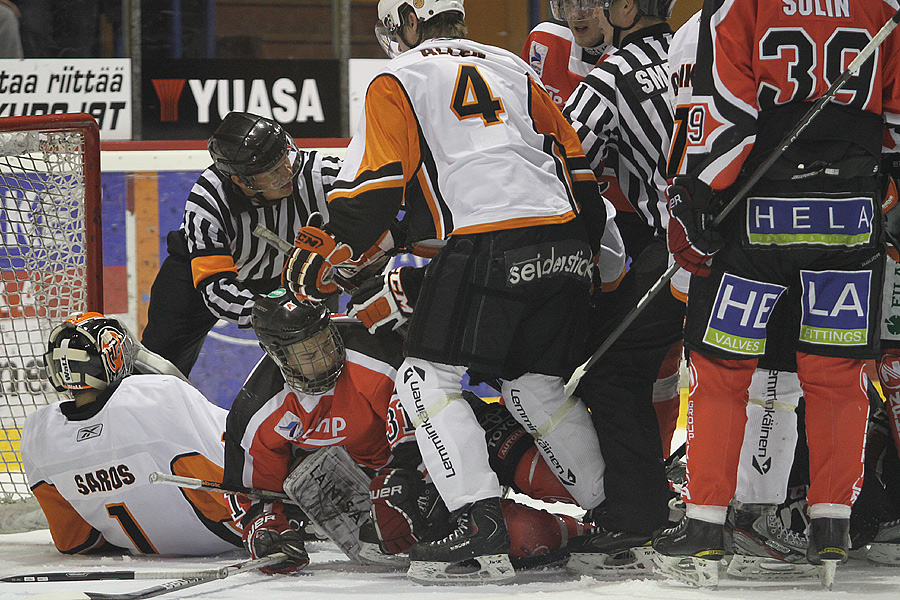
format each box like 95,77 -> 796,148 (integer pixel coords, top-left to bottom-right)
242,504 -> 310,574
666,176 -> 724,277
369,468 -> 450,554
282,212 -> 355,302
346,267 -> 419,334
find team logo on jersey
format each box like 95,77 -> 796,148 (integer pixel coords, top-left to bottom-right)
76,424 -> 103,442
528,41 -> 549,78
275,411 -> 303,441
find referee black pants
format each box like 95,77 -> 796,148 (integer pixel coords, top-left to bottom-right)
141,230 -> 218,377
577,236 -> 684,536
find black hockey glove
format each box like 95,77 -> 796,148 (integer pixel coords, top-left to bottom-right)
666,176 -> 724,277
347,266 -> 424,334
242,503 -> 310,574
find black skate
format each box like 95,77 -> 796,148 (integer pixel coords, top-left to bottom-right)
566,529 -> 654,577
806,517 -> 849,589
867,519 -> 900,566
727,504 -> 815,579
651,516 -> 726,587
407,497 -> 515,585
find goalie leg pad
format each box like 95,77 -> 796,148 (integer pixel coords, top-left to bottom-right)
502,374 -> 606,509
283,445 -> 375,564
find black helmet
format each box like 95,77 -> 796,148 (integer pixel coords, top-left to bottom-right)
208,112 -> 300,190
251,289 -> 345,394
44,312 -> 135,392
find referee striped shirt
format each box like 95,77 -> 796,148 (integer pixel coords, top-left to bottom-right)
563,23 -> 674,236
181,150 -> 341,327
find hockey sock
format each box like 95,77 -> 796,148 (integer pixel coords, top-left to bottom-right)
797,353 -> 867,509
395,357 -> 500,512
682,352 -> 755,508
735,368 -> 801,505
502,373 -> 606,510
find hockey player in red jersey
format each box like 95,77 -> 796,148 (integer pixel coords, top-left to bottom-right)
652,0 -> 900,588
223,291 -> 592,577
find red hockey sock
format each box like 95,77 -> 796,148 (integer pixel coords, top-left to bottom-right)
681,352 -> 756,508
501,499 -> 589,558
798,353 -> 867,508
513,446 -> 577,504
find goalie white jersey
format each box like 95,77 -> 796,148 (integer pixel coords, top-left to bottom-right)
21,374 -> 241,556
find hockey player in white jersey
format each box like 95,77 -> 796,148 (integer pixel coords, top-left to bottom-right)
21,312 -> 242,556
280,0 -> 623,585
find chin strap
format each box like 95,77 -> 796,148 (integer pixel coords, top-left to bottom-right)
604,9 -> 643,47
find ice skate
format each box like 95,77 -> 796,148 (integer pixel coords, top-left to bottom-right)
807,517 -> 850,589
406,497 -> 515,585
651,516 -> 726,588
727,504 -> 816,579
566,529 -> 654,577
866,519 -> 900,566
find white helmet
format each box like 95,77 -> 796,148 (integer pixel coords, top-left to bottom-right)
375,0 -> 465,57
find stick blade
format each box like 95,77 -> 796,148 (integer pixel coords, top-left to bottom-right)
28,593 -> 91,600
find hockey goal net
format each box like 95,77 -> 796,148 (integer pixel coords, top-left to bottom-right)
0,114 -> 102,527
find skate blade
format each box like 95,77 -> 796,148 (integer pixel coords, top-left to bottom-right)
726,554 -> 817,579
357,542 -> 410,567
407,553 -> 516,585
866,543 -> 900,566
566,546 -> 656,578
651,550 -> 721,588
816,559 -> 839,589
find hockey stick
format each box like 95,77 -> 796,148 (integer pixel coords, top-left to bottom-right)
251,224 -> 357,292
4,552 -> 282,583
148,472 -> 290,502
563,8 -> 900,398
26,553 -> 288,600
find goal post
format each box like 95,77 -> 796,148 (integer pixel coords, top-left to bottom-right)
0,113 -> 103,506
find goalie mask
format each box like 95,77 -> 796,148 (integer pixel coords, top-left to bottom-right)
208,112 -> 300,202
375,0 -> 465,57
45,312 -> 136,393
252,290 -> 346,394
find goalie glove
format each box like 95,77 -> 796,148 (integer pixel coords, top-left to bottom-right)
242,502 -> 310,574
368,468 -> 450,555
346,267 -> 420,334
666,176 -> 724,277
282,212 -> 355,302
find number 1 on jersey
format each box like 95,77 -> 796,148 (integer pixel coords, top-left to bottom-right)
106,503 -> 158,554
452,65 -> 505,126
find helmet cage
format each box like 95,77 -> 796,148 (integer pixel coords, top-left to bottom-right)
266,322 -> 346,394
252,292 -> 346,394
44,313 -> 135,393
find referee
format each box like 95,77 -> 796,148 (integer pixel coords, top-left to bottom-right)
141,112 -> 341,376
561,0 -> 683,568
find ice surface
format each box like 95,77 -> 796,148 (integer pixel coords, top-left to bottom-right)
3,524 -> 900,600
